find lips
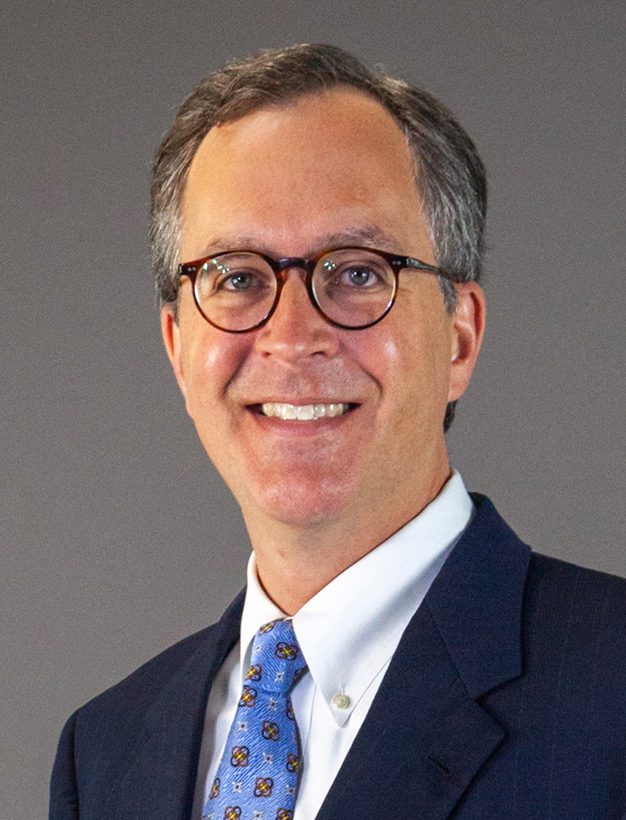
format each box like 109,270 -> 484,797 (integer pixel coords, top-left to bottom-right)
260,402 -> 351,420
244,400 -> 359,421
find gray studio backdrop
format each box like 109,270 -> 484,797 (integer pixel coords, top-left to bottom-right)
3,1 -> 624,817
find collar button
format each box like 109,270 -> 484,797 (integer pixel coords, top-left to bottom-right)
332,693 -> 351,710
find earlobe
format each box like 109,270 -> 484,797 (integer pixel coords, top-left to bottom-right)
160,305 -> 187,400
448,282 -> 486,402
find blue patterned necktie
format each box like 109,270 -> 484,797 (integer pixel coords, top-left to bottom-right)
203,619 -> 308,820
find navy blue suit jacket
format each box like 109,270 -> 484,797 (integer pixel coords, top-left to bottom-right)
50,496 -> 626,818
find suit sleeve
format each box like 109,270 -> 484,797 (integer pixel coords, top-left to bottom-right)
49,712 -> 80,820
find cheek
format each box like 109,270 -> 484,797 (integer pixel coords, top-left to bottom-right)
354,313 -> 440,381
353,306 -> 452,416
181,329 -> 248,413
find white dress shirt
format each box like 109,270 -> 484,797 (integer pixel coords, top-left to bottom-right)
192,470 -> 474,819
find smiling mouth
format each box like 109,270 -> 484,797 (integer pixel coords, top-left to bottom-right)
255,402 -> 356,420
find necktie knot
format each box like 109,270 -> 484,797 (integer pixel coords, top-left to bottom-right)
246,619 -> 308,694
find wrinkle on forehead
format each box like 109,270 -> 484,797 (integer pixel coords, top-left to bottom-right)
193,225 -> 406,260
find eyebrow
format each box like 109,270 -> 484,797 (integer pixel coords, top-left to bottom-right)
195,225 -> 402,259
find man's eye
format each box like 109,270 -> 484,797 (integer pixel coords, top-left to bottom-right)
222,271 -> 255,290
338,265 -> 383,288
213,269 -> 265,292
346,267 -> 375,286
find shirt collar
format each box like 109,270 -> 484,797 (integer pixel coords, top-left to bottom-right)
239,470 -> 474,726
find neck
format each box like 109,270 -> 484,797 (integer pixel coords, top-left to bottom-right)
244,466 -> 451,615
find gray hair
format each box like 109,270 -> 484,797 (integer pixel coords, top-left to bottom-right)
150,44 -> 487,429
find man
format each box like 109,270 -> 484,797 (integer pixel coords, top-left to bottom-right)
50,44 -> 626,819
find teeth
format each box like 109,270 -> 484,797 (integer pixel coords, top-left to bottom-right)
261,402 -> 350,420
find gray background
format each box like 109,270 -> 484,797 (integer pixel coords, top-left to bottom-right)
3,1 -> 624,817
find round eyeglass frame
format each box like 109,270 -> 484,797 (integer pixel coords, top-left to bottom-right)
177,246 -> 448,333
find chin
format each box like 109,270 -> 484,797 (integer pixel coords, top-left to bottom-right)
246,474 -> 355,529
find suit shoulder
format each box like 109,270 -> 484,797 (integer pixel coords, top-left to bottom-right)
524,551 -> 626,649
73,589 -> 244,726
529,550 -> 626,603
76,620 -> 222,721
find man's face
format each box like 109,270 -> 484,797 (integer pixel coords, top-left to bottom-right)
162,89 -> 483,534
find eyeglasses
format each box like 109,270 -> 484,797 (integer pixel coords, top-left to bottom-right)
177,246 -> 447,333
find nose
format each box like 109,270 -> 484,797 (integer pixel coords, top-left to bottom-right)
254,268 -> 340,360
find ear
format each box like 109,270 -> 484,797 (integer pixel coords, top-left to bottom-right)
160,305 -> 188,402
448,282 -> 486,402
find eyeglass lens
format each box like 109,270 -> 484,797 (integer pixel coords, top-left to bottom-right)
193,249 -> 396,331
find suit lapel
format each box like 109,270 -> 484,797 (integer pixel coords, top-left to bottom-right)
106,592 -> 244,820
317,496 -> 531,820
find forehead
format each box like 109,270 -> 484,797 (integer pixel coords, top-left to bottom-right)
180,88 -> 430,260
